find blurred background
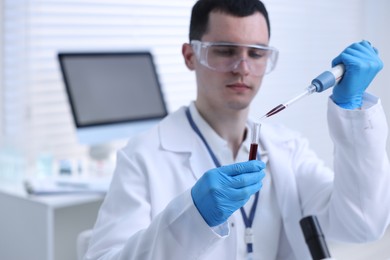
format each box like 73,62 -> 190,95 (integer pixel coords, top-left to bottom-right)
1,0 -> 389,171
0,0 -> 389,259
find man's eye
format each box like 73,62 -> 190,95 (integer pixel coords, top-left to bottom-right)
212,47 -> 237,57
249,49 -> 268,59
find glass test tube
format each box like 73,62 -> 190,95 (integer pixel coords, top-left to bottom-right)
248,122 -> 261,160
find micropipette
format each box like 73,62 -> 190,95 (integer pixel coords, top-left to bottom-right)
260,64 -> 345,119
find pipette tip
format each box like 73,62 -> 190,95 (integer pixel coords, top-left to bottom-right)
260,104 -> 286,120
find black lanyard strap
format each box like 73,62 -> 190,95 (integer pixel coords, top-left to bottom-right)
185,107 -> 259,254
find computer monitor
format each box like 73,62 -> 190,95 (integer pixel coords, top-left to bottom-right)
58,51 -> 168,148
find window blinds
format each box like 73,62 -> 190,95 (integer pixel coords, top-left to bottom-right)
2,0 -> 196,160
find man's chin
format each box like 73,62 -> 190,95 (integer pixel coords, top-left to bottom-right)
226,100 -> 251,111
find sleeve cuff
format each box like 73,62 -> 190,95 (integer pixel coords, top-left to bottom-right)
167,189 -> 228,257
211,222 -> 229,237
329,92 -> 380,112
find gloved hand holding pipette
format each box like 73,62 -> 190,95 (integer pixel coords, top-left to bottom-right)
261,40 -> 383,119
331,40 -> 383,109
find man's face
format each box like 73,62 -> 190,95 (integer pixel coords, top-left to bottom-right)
192,11 -> 270,113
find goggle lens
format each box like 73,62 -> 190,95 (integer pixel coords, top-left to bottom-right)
191,40 -> 278,76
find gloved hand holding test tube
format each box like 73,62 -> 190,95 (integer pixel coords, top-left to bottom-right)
260,64 -> 345,119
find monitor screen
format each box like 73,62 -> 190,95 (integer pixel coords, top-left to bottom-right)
58,51 -> 168,145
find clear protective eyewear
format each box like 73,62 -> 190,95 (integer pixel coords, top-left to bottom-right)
191,40 -> 279,76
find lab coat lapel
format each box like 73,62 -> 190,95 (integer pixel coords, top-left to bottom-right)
260,124 -> 311,260
159,106 -> 216,181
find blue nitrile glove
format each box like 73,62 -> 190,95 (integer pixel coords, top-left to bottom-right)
191,160 -> 266,227
331,40 -> 383,109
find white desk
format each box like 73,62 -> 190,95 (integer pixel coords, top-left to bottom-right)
329,228 -> 390,260
0,184 -> 104,260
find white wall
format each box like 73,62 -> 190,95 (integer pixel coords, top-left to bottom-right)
0,0 -> 3,136
363,0 -> 390,155
250,0 -> 390,167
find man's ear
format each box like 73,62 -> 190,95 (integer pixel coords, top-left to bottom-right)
182,43 -> 196,71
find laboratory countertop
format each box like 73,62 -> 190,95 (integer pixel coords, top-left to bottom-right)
0,179 -> 107,208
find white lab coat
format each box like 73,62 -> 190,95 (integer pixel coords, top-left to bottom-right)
86,94 -> 390,260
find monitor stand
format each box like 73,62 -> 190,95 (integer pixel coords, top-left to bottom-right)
88,144 -> 112,161
87,144 -> 115,176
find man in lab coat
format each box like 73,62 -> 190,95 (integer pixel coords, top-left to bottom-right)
85,0 -> 390,259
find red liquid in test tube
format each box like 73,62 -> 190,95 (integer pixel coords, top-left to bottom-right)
248,123 -> 261,161
249,143 -> 258,160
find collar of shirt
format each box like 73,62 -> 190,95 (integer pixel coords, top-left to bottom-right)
188,102 -> 251,165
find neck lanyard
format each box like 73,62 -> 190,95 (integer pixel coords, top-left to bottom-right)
185,107 -> 259,255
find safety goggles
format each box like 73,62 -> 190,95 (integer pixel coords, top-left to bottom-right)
191,40 -> 278,76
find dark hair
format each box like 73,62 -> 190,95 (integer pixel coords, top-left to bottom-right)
189,0 -> 271,41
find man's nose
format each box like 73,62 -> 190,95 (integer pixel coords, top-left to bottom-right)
232,58 -> 251,76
